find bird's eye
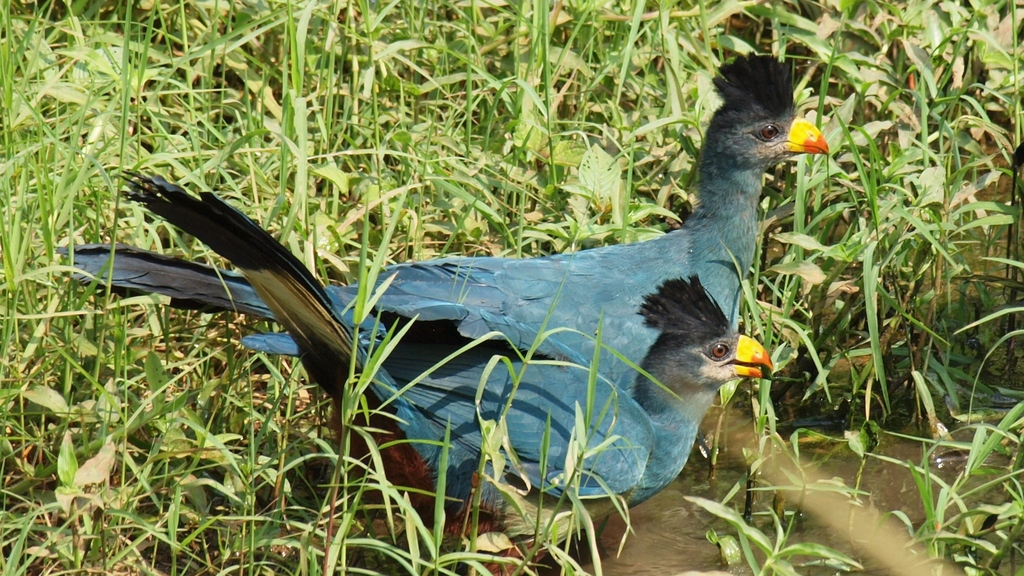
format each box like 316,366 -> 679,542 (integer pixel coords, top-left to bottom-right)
759,125 -> 781,140
709,343 -> 730,359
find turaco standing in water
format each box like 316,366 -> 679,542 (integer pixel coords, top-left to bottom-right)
105,173 -> 774,543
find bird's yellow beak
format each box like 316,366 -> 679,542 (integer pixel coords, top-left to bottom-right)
786,118 -> 829,155
733,335 -> 773,379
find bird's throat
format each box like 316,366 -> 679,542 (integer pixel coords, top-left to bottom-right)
690,163 -> 763,221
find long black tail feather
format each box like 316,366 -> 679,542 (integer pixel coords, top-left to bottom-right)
64,243 -> 272,318
121,173 -> 355,400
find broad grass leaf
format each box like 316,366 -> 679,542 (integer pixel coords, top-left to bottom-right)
475,532 -> 516,553
685,496 -> 773,553
548,46 -> 592,78
768,261 -> 826,285
578,144 -> 623,223
22,386 -> 69,414
778,542 -> 862,569
774,232 -> 828,252
58,431 -> 78,488
75,442 -> 116,487
312,165 -> 351,193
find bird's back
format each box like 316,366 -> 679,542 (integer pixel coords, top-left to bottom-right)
333,226 -> 733,391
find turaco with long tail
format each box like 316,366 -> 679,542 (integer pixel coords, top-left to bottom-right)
108,173 -> 773,541
68,54 -> 827,395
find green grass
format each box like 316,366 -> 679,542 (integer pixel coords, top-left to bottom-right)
2,0 -> 1022,574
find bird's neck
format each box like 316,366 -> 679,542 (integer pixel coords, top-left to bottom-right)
630,375 -> 717,503
634,377 -> 717,435
691,139 -> 765,220
686,158 -> 761,267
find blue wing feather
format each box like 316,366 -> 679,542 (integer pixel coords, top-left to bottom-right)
382,344 -> 652,498
67,197 -> 747,508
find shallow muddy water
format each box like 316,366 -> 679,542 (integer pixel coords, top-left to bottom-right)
569,430 -> 945,575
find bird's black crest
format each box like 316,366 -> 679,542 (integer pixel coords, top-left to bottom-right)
713,55 -> 794,119
640,276 -> 729,343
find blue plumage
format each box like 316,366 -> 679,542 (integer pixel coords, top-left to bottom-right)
66,54 -> 825,539
93,174 -> 772,540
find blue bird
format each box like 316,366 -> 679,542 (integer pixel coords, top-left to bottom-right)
112,173 -> 774,541
68,55 -> 827,397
